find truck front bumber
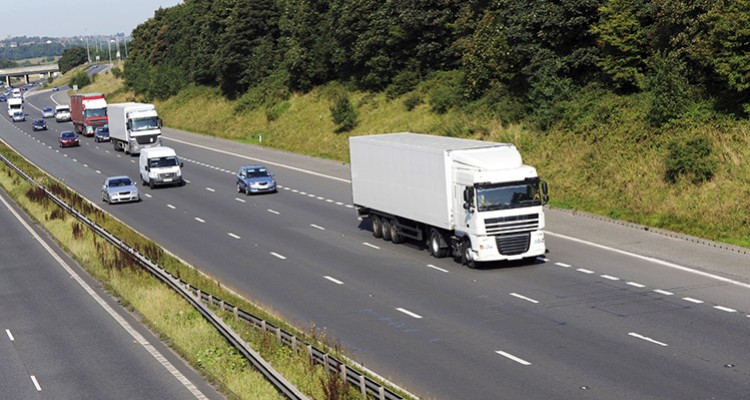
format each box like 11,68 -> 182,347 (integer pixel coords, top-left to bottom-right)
468,230 -> 545,262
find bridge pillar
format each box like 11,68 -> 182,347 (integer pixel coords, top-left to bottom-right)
24,74 -> 29,84
4,76 -> 8,86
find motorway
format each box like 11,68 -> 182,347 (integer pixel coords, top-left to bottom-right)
3,85 -> 750,399
0,170 -> 223,398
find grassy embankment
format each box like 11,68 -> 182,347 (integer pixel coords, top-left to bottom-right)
83,68 -> 750,249
0,142 -> 362,398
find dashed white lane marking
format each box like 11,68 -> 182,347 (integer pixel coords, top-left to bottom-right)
363,242 -> 380,250
144,193 -> 152,198
205,187 -> 215,192
601,275 -> 620,281
628,332 -> 668,347
510,293 -> 539,304
310,224 -> 325,230
270,252 -> 286,260
0,194 -> 208,399
194,217 -> 205,223
426,264 -> 449,273
228,233 -> 241,239
683,297 -> 704,304
577,268 -> 594,274
167,204 -> 176,210
30,375 -> 41,391
267,209 -> 280,215
234,198 -> 246,203
5,329 -> 14,341
714,306 -> 737,313
95,170 -> 101,174
396,308 -> 422,319
555,262 -> 571,268
627,282 -> 646,288
324,276 -> 343,285
184,179 -> 191,183
653,289 -> 674,295
495,350 -> 532,366
546,231 -> 750,290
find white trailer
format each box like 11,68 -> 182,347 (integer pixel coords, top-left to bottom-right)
350,132 -> 548,268
108,102 -> 162,155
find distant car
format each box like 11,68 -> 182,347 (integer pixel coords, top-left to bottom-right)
12,111 -> 25,122
236,165 -> 277,195
0,95 -> 6,102
59,131 -> 79,147
55,105 -> 71,122
32,118 -> 47,131
94,126 -> 110,142
52,86 -> 59,92
42,107 -> 54,118
101,176 -> 140,204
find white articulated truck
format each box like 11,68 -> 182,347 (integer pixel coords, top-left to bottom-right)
350,132 -> 548,268
108,102 -> 162,155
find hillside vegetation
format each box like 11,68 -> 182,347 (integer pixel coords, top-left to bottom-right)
87,0 -> 750,248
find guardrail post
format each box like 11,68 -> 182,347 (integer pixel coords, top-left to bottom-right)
340,363 -> 346,383
276,327 -> 281,344
261,320 -> 267,332
220,300 -> 225,311
233,306 -> 238,319
307,345 -> 313,364
379,386 -> 385,400
323,354 -> 329,371
359,375 -> 366,399
291,336 -> 297,353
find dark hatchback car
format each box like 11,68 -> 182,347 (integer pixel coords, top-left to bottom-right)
32,118 -> 47,131
94,126 -> 110,142
59,131 -> 79,148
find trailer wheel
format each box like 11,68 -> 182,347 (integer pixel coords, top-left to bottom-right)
428,229 -> 447,258
461,238 -> 477,269
371,216 -> 382,238
390,220 -> 403,243
381,219 -> 392,241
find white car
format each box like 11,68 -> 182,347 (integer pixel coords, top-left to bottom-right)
12,111 -> 25,122
55,105 -> 71,122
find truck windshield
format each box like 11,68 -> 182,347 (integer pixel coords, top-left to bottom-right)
84,108 -> 107,118
149,156 -> 178,168
476,180 -> 542,211
131,117 -> 159,131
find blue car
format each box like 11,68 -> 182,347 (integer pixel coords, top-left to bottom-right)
236,165 -> 277,195
94,126 -> 110,142
32,118 -> 47,131
0,95 -> 6,102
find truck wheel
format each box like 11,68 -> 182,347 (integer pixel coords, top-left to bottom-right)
381,219 -> 392,241
149,179 -> 154,189
113,140 -> 119,151
461,239 -> 477,269
371,216 -> 382,238
428,229 -> 447,258
390,220 -> 403,243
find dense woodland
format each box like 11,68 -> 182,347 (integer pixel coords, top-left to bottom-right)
123,0 -> 750,128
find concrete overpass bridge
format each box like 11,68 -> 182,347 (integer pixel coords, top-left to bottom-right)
0,64 -> 60,86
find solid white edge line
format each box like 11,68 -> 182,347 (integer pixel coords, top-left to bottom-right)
0,194 -> 208,399
30,375 -> 41,391
510,293 -> 540,304
164,136 -> 351,183
270,252 -> 286,260
426,264 -> 449,273
495,350 -> 532,366
324,276 -> 344,285
5,329 -> 14,341
714,305 -> 737,313
396,308 -> 423,319
547,231 -> 750,290
628,332 -> 668,347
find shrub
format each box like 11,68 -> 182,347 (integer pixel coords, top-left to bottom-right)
69,70 -> 92,89
426,70 -> 466,114
386,70 -> 421,100
647,52 -> 692,127
234,71 -> 290,114
664,137 -> 716,184
403,93 -> 423,111
330,96 -> 358,133
111,66 -> 123,79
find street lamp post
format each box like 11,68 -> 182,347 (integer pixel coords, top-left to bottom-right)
86,35 -> 91,63
107,39 -> 112,63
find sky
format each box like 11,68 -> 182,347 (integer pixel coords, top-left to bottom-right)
2,0 -> 183,38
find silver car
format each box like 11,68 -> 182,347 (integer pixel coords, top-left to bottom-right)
101,176 -> 140,204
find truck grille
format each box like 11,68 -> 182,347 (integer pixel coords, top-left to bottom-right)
484,213 -> 539,235
136,134 -> 159,144
158,173 -> 176,179
495,233 -> 530,255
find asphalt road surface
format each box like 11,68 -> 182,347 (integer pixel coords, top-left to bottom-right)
1,87 -> 748,399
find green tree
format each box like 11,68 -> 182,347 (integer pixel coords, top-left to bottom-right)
330,95 -> 358,132
58,46 -> 88,73
646,51 -> 692,126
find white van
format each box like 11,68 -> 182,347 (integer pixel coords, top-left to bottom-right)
139,146 -> 184,188
11,88 -> 21,99
7,97 -> 23,116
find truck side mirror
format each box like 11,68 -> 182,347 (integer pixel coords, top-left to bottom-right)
541,181 -> 549,204
158,118 -> 163,128
145,165 -> 150,172
463,187 -> 474,211
126,121 -> 131,130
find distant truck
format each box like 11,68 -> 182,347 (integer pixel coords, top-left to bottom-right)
7,97 -> 23,116
70,93 -> 108,136
349,133 -> 548,268
108,102 -> 162,155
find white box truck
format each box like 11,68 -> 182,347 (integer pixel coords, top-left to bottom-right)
7,97 -> 23,116
350,132 -> 548,268
139,146 -> 184,188
108,102 -> 162,155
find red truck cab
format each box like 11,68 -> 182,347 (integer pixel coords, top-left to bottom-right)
70,93 -> 108,136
